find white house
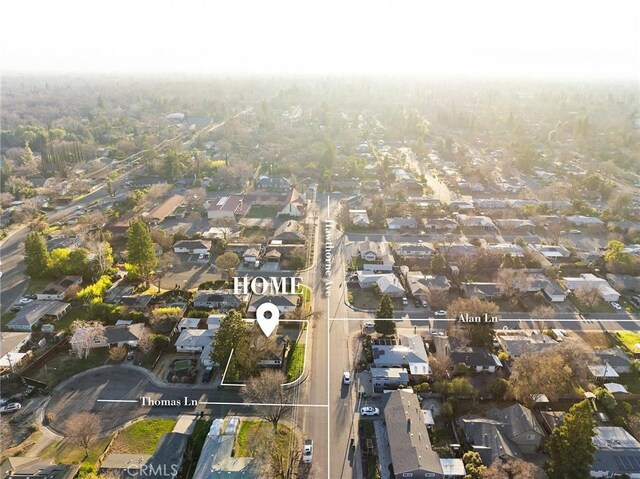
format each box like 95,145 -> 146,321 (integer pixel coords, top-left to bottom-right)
173,240 -> 211,255
175,329 -> 215,353
566,215 -> 604,227
376,276 -> 405,297
564,273 -> 621,302
0,332 -> 31,373
386,217 -> 417,230
349,209 -> 370,227
175,317 -> 201,332
36,276 -> 83,301
277,189 -> 305,217
207,195 -> 244,221
394,242 -> 435,258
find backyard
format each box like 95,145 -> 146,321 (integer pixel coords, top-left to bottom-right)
29,348 -> 109,387
235,420 -> 298,463
41,435 -> 113,465
616,331 -> 640,354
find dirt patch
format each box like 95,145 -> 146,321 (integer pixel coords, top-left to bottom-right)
573,331 -> 614,349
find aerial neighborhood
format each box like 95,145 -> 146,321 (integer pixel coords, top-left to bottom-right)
1,74 -> 639,479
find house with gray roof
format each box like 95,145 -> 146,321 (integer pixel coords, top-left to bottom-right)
486,403 -> 545,454
193,290 -> 244,311
372,334 -> 430,376
461,282 -> 502,301
385,390 -> 465,478
406,273 -> 451,300
394,242 -> 436,258
595,348 -> 632,374
449,348 -> 503,373
590,427 -> 640,478
457,416 -> 522,466
7,301 -> 70,331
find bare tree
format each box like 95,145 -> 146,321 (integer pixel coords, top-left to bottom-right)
531,305 -> 555,332
426,288 -> 448,309
496,269 -> 532,305
574,287 -> 602,309
64,412 -> 101,457
242,370 -> 293,430
70,321 -> 106,359
109,346 -> 127,361
485,458 -> 546,479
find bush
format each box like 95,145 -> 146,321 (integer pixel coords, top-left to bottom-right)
489,378 -> 510,401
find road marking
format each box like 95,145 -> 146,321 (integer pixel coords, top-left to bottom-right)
97,399 -> 138,403
329,317 -> 638,322
200,402 -> 328,408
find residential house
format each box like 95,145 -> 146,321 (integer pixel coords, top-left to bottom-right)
370,367 -> 410,392
376,275 -> 405,298
423,218 -> 458,231
106,212 -> 138,236
385,390 -> 466,479
449,348 -> 503,373
7,301 -> 70,331
349,209 -> 370,227
1,458 -> 78,479
175,317 -> 201,332
564,273 -> 621,302
36,276 -> 83,301
69,324 -> 146,352
566,215 -> 604,227
588,364 -> 620,382
486,404 -> 545,454
438,242 -> 478,259
457,417 -> 523,466
595,348 -> 632,374
497,332 -> 558,357
242,247 -> 260,265
527,274 -> 566,302
495,219 -> 535,231
394,242 -> 436,259
406,273 -> 451,300
175,329 -> 214,353
607,274 -> 640,293
356,271 -> 397,289
461,282 -> 502,301
145,195 -> 185,225
475,199 -> 508,210
207,195 -> 244,221
528,244 -> 572,262
386,217 -> 418,230
264,249 -> 281,265
455,214 -> 498,231
357,239 -> 394,272
173,240 -> 211,255
272,220 -> 305,243
192,418 -> 257,479
590,427 -> 640,478
372,334 -> 431,376
247,294 -> 299,314
0,332 -> 31,373
484,243 -> 525,257
277,188 -> 305,217
120,295 -> 154,310
193,290 -> 243,311
256,175 -> 291,191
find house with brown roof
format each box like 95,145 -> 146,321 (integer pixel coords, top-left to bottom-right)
145,195 -> 185,224
277,188 -> 305,217
207,195 -> 245,221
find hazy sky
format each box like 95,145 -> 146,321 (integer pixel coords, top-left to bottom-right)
2,0 -> 638,78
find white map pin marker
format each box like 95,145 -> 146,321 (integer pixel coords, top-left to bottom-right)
256,302 -> 280,337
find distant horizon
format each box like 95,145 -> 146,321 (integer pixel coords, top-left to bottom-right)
1,0 -> 638,81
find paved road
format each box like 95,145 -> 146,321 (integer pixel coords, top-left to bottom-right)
45,366 -> 243,436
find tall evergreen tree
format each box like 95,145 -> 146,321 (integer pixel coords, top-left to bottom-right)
545,400 -> 596,479
374,294 -> 396,336
210,310 -> 252,380
126,218 -> 157,284
24,231 -> 51,277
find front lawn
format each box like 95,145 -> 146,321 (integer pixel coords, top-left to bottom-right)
1,312 -> 16,330
349,289 -> 379,310
41,435 -> 113,465
41,305 -> 91,333
25,277 -> 52,295
29,348 -> 109,387
235,420 -> 297,462
109,418 -> 177,454
616,331 -> 640,354
619,372 -> 640,394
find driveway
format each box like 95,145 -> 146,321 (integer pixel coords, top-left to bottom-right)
45,366 -> 242,436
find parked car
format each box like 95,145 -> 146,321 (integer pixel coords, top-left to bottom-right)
570,229 -> 581,234
360,406 -> 380,416
302,439 -> 313,463
0,403 -> 21,414
343,372 -> 351,385
402,297 -> 408,306
18,297 -> 32,304
202,367 -> 214,383
611,302 -> 622,310
10,305 -> 23,312
363,322 -> 374,330
434,310 -> 447,317
421,300 -> 428,308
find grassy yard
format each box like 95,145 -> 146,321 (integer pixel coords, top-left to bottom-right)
41,305 -> 91,333
619,372 -> 640,394
235,420 -> 297,461
110,418 -> 177,454
41,435 -> 113,464
350,289 -> 379,310
568,295 -> 615,314
246,204 -> 280,218
616,331 -> 640,354
575,331 -> 615,349
1,312 -> 16,330
29,348 -> 109,387
25,277 -> 52,295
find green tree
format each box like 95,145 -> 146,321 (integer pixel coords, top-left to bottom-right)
545,400 -> 596,479
462,451 -> 486,479
604,240 -> 631,264
77,275 -> 112,305
594,387 -> 617,413
106,178 -> 114,197
489,378 -> 510,401
374,294 -> 396,336
431,252 -> 447,273
163,149 -> 186,181
24,231 -> 51,277
215,252 -> 240,279
210,310 -> 252,380
126,218 -> 157,284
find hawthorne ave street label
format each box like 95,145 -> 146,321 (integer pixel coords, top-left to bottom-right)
140,396 -> 199,407
457,313 -> 499,323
